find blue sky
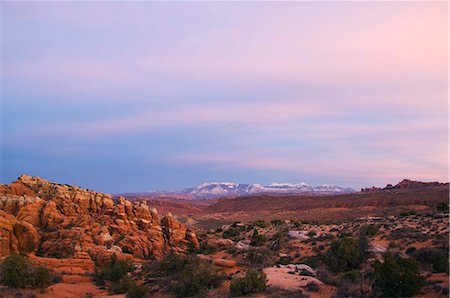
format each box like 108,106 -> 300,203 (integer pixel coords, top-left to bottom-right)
1,2 -> 448,193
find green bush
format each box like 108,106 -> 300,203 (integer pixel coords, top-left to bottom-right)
413,248 -> 449,273
126,282 -> 147,298
373,252 -> 424,297
437,201 -> 449,212
340,270 -> 361,282
110,275 -> 134,294
245,248 -> 275,268
146,254 -> 225,297
197,242 -> 217,255
32,266 -> 52,288
361,225 -> 380,236
270,219 -> 284,227
100,254 -> 133,283
0,254 -> 52,288
96,254 -> 143,296
306,281 -> 320,292
252,220 -> 267,228
107,274 -> 146,297
276,255 -> 293,265
230,269 -> 267,296
323,237 -> 363,272
400,210 -> 416,217
250,229 -> 266,247
223,227 -> 240,239
170,256 -> 225,296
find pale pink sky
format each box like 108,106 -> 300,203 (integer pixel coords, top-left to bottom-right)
1,1 -> 448,192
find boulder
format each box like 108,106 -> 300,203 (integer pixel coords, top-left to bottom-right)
13,221 -> 40,253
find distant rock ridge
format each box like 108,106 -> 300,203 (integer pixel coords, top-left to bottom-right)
0,175 -> 199,264
147,181 -> 355,199
361,179 -> 449,193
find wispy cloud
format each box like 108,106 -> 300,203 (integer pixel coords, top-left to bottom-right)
2,1 -> 447,191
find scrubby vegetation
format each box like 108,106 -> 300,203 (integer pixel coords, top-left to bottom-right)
400,210 -> 417,217
245,247 -> 276,267
373,252 -> 424,297
145,209 -> 448,297
0,254 -> 52,288
412,248 -> 449,273
223,226 -> 241,240
323,236 -> 364,272
95,254 -> 146,297
250,229 -> 266,246
437,201 -> 449,212
143,253 -> 225,297
230,269 -> 267,296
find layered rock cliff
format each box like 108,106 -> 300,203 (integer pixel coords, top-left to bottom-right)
0,175 -> 199,264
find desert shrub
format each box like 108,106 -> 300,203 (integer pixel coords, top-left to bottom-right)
223,227 -> 240,239
306,282 -> 320,292
197,242 -> 217,255
317,267 -> 340,287
437,201 -> 449,212
230,269 -> 267,296
215,227 -> 223,233
413,248 -> 449,273
32,266 -> 52,288
405,246 -> 416,254
291,220 -> 302,229
169,256 -> 225,296
276,255 -> 293,265
250,229 -> 266,247
341,270 -> 360,282
100,254 -> 133,283
307,230 -> 317,237
154,253 -> 187,276
300,256 -> 321,268
0,254 -> 52,288
96,254 -> 143,296
270,219 -> 284,227
361,224 -> 379,236
121,246 -> 131,254
269,227 -> 289,251
107,274 -> 146,297
126,282 -> 147,298
251,220 -> 267,229
146,254 -> 225,297
323,237 -> 363,272
400,210 -> 416,217
245,247 -> 276,268
388,228 -> 427,241
109,275 -> 134,294
373,251 -> 424,297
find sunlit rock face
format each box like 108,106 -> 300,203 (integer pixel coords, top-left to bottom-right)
0,175 -> 199,264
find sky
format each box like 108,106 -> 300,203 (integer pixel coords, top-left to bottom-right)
1,2 -> 448,193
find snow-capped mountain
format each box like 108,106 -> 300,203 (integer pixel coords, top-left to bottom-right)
313,184 -> 355,193
175,181 -> 355,199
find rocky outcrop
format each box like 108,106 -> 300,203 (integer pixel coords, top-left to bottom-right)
0,175 -> 199,264
361,179 -> 449,193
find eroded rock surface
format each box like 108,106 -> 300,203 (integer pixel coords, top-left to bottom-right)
0,175 -> 199,265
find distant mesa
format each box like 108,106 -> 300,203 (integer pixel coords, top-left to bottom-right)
361,179 -> 449,193
144,181 -> 356,199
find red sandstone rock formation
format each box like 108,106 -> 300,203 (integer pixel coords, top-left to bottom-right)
0,175 -> 199,265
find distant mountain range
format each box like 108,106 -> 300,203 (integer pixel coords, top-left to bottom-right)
146,182 -> 355,199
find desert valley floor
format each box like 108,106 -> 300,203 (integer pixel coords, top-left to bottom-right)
0,176 -> 448,298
